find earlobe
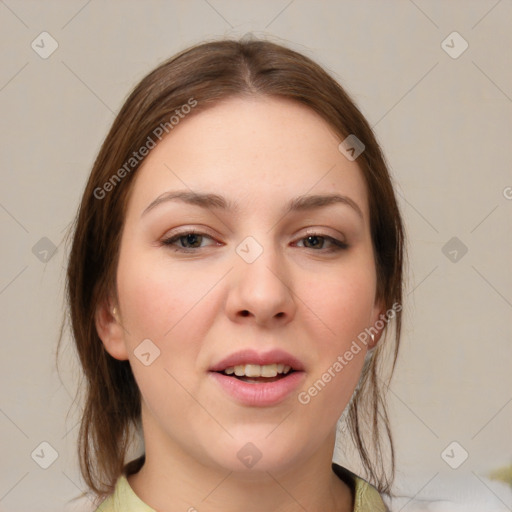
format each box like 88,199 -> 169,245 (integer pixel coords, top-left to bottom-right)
95,299 -> 129,361
368,299 -> 387,349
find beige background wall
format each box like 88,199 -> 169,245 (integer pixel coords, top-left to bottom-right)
1,1 -> 511,510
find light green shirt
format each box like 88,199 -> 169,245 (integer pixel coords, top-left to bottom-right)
95,464 -> 388,512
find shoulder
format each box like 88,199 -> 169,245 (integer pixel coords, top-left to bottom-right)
332,463 -> 389,512
93,474 -> 155,512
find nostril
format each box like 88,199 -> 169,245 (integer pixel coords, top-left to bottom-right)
240,310 -> 250,317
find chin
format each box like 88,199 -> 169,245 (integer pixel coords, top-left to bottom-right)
201,433 -> 305,476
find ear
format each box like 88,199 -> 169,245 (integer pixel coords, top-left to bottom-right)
367,298 -> 387,349
95,298 -> 129,361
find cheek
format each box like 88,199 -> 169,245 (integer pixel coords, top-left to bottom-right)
300,259 -> 377,344
117,246 -> 218,341
295,258 -> 376,408
115,251 -> 211,412
116,247 -> 225,403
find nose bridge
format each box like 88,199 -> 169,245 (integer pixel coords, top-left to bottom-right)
227,233 -> 295,324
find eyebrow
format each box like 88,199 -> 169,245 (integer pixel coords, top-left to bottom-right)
141,190 -> 364,220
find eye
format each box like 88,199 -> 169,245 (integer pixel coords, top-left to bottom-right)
160,229 -> 348,253
294,233 -> 348,252
161,230 -> 218,252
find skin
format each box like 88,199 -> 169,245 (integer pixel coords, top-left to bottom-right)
96,96 -> 385,512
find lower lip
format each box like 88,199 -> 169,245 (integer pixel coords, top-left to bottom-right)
209,371 -> 305,407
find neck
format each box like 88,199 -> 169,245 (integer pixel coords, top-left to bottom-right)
127,407 -> 353,512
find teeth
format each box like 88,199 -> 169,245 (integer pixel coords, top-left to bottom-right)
261,365 -> 277,378
245,364 -> 264,377
223,364 -> 293,377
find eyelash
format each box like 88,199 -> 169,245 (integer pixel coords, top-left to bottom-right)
160,229 -> 349,253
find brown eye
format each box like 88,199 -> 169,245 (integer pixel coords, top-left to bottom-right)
161,231 -> 217,252
177,233 -> 203,248
302,235 -> 326,249
295,233 -> 348,252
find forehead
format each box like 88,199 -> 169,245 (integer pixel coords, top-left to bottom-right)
126,96 -> 370,220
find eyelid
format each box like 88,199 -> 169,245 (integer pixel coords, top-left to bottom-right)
300,227 -> 346,242
162,225 -> 218,240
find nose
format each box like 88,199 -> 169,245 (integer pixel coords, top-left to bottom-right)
225,240 -> 296,328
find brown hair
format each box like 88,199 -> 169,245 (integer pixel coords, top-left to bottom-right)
58,36 -> 405,503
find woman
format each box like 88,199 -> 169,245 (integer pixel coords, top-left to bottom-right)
64,37 -> 405,511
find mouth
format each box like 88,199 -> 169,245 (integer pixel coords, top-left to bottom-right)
215,363 -> 296,384
208,349 -> 305,406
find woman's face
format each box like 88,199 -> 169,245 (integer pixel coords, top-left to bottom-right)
102,96 -> 384,474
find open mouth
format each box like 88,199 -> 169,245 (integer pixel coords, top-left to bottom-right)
209,354 -> 305,406
216,363 -> 296,384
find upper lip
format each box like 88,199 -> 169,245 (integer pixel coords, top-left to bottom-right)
209,349 -> 305,372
